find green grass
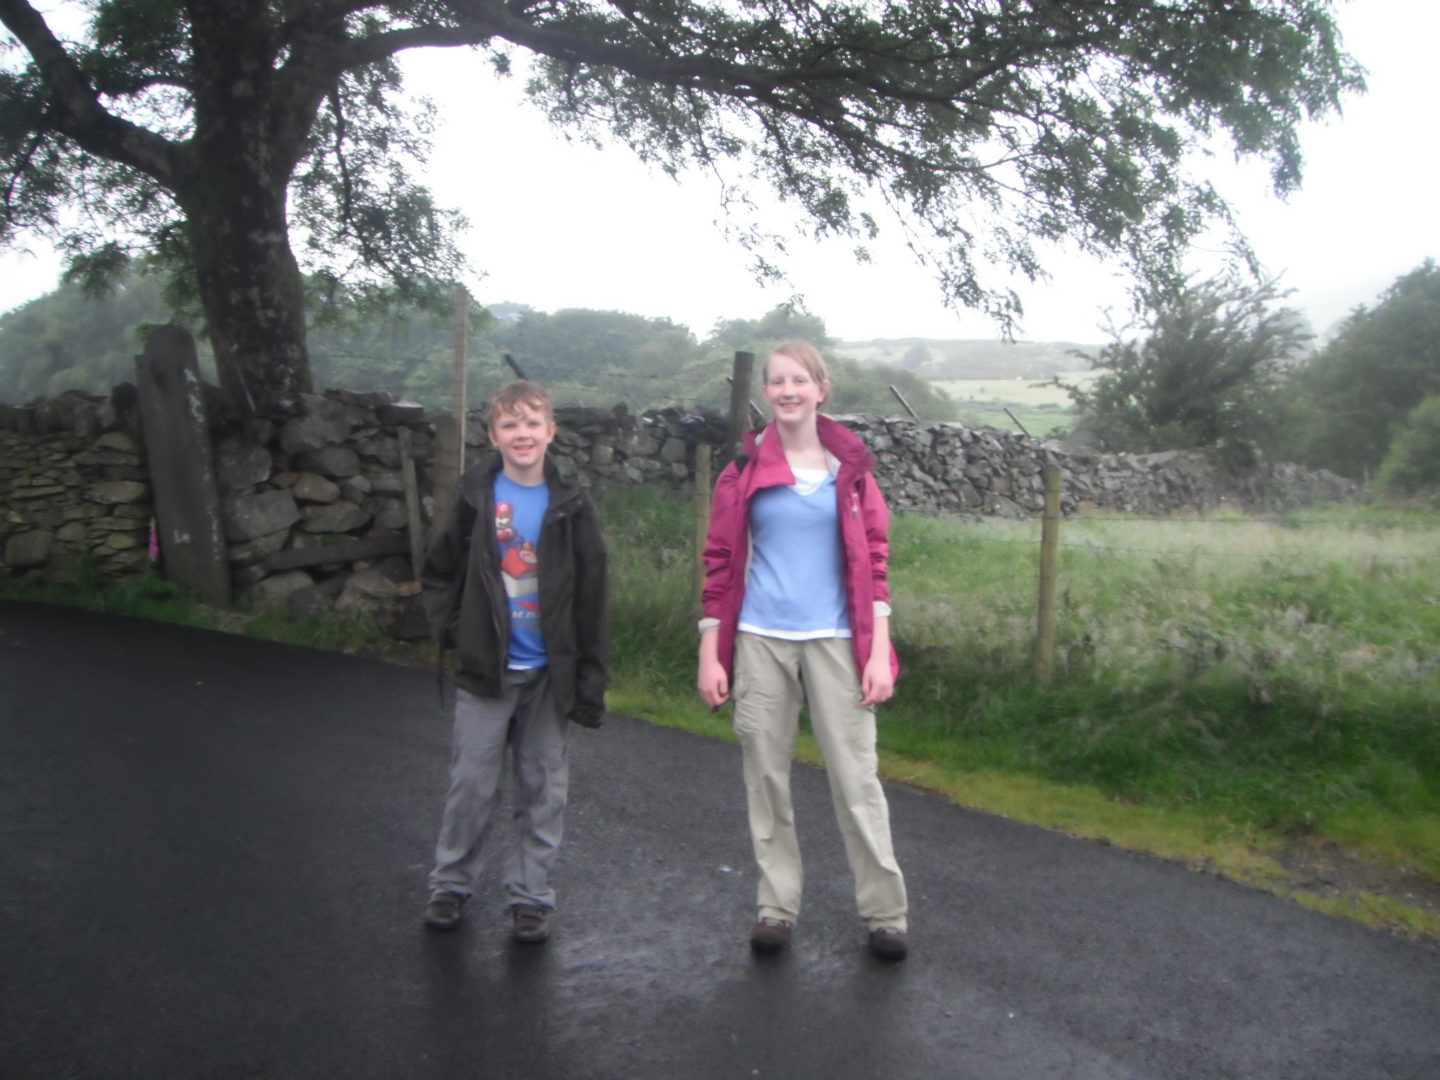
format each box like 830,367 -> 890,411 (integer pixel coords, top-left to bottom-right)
0,555 -> 399,658
7,491 -> 1438,939
876,508 -> 1440,858
595,489 -> 1440,938
931,373 -> 1091,436
597,491 -> 1440,853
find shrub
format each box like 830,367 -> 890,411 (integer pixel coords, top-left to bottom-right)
1377,395 -> 1440,495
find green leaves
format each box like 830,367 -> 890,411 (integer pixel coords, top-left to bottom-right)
1059,273 -> 1309,462
0,0 -> 1362,410
1293,261 -> 1440,480
520,0 -> 1358,336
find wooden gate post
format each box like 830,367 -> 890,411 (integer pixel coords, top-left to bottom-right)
134,325 -> 231,607
431,412 -> 463,531
728,351 -> 754,453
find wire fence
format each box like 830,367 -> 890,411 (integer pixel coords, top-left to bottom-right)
948,526 -> 1440,569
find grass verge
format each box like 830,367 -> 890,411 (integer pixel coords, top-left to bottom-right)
6,491 -> 1438,944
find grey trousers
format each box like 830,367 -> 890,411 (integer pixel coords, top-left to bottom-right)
428,669 -> 572,910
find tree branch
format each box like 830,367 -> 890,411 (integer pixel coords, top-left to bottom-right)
0,0 -> 181,184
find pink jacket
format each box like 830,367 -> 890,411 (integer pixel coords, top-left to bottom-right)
701,415 -> 900,684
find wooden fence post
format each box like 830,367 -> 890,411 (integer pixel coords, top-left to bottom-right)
450,285 -> 469,455
728,351 -> 754,453
429,285 -> 471,533
431,413 -> 462,532
693,443 -> 712,612
400,429 -> 425,577
1034,464 -> 1062,684
889,384 -> 919,418
134,325 -> 231,607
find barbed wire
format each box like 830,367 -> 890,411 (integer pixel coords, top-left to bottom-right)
1052,513 -> 1440,528
937,530 -> 1440,566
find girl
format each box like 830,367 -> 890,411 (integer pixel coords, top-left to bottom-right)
697,340 -> 909,960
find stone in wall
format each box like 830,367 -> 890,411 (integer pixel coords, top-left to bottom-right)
216,436 -> 274,493
223,489 -> 302,543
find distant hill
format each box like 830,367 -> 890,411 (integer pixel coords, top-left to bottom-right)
835,337 -> 1101,380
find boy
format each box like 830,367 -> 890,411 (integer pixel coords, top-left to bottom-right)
421,380 -> 609,941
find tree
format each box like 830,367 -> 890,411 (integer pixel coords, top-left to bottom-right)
0,268 -> 194,402
1284,260 -> 1440,479
1,1 -> 1361,413
825,357 -> 956,421
1058,274 -> 1308,463
709,305 -> 831,353
1376,395 -> 1440,496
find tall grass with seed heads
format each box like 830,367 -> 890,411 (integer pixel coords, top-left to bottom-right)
598,489 -> 1440,876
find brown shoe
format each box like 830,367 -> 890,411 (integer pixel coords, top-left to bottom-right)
868,926 -> 908,960
750,917 -> 792,953
511,904 -> 551,943
423,891 -> 465,930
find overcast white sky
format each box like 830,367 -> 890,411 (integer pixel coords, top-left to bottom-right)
1,0 -> 1435,344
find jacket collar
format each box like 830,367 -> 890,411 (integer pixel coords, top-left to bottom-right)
742,415 -> 874,484
462,453 -> 576,509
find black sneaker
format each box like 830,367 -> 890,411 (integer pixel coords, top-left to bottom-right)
868,926 -> 908,960
749,917 -> 792,953
511,904 -> 551,943
424,891 -> 465,930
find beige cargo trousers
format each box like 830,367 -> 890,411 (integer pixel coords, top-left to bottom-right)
731,632 -> 908,931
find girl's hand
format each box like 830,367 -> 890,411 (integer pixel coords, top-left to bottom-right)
697,655 -> 729,710
697,629 -> 729,709
859,653 -> 894,708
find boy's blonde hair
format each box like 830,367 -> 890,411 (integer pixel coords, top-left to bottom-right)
486,379 -> 553,427
766,339 -> 831,390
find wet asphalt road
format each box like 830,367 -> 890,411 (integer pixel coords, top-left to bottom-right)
1,599 -> 1436,1080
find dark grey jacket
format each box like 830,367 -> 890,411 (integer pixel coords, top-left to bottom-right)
422,455 -> 609,728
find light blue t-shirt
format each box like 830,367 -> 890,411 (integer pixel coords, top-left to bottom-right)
739,468 -> 851,639
493,473 -> 549,668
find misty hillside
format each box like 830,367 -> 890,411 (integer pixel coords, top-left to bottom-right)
837,338 -> 1100,380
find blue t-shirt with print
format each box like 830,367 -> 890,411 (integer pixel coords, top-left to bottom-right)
493,472 -> 549,668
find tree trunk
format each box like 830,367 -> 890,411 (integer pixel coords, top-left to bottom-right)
179,173 -> 313,416
180,4 -> 317,416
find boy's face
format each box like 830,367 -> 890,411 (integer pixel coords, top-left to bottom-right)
489,401 -> 556,481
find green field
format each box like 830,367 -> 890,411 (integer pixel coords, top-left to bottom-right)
932,372 -> 1096,435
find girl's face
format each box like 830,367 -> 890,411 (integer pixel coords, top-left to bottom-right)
763,352 -> 828,428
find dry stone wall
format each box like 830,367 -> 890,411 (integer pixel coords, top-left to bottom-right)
1,392 -> 152,581
2,388 -> 1360,633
